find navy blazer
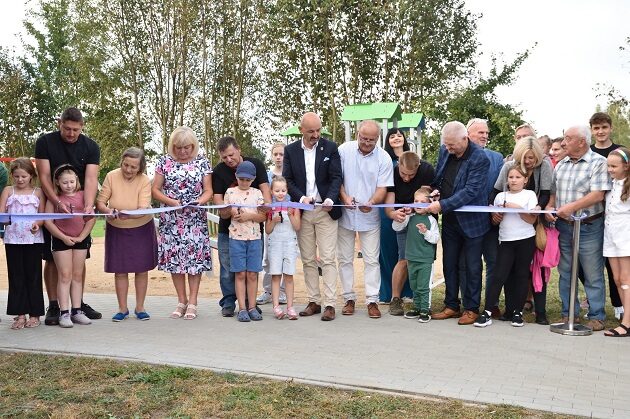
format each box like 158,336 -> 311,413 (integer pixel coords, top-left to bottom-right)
432,142 -> 490,239
283,138 -> 343,220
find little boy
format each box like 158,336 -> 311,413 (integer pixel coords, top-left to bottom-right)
224,161 -> 266,322
392,186 -> 439,322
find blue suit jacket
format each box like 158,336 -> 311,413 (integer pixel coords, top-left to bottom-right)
433,142 -> 490,238
283,138 -> 343,220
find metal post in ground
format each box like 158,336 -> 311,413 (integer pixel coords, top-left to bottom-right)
550,211 -> 592,336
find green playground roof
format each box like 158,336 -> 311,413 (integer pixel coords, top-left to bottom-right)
388,113 -> 426,130
281,125 -> 332,137
340,102 -> 403,122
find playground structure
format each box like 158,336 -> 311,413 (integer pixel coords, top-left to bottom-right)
282,103 -> 426,157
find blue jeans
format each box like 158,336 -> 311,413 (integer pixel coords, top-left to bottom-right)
556,217 -> 606,320
218,232 -> 236,309
442,221 -> 484,312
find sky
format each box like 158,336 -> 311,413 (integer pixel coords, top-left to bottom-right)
1,1 -> 629,139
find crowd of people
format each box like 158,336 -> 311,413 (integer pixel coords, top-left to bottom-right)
2,108 -> 629,337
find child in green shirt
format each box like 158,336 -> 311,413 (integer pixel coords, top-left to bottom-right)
392,186 -> 439,322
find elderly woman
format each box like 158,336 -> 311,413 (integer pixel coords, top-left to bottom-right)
96,147 -> 157,321
151,127 -> 213,320
492,137 -> 553,324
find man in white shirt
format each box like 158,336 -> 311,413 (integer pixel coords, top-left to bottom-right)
337,120 -> 394,319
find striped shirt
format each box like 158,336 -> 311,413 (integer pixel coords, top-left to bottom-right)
552,149 -> 611,216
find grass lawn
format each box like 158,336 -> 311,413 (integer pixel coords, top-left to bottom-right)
91,218 -> 105,238
0,353 -> 570,418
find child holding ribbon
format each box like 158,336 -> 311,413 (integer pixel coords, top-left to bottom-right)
225,161 -> 266,322
44,164 -> 95,328
0,158 -> 46,329
603,147 -> 630,337
265,176 -> 301,320
475,166 -> 539,328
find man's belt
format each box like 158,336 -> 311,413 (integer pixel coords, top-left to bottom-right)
557,212 -> 604,225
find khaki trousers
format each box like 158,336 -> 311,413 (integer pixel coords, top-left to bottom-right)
298,207 -> 338,308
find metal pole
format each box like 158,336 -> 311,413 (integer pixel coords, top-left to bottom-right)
550,210 -> 592,336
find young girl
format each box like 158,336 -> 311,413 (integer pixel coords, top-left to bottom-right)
475,166 -> 538,328
0,158 -> 45,329
604,147 -> 630,337
44,164 -> 95,328
265,176 -> 301,319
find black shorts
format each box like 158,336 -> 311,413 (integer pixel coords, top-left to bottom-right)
43,227 -> 91,258
51,235 -> 92,252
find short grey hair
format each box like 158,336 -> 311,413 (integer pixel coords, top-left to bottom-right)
121,146 -> 146,174
358,119 -> 381,135
466,118 -> 488,130
567,125 -> 592,145
441,121 -> 468,143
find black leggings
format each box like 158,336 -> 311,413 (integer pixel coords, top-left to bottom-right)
484,236 -> 536,315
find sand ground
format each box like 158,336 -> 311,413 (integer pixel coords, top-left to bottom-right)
0,237 -> 444,306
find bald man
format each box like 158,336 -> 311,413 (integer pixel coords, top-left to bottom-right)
283,112 -> 343,321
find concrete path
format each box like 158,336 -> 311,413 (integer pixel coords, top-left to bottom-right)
1,292 -> 628,418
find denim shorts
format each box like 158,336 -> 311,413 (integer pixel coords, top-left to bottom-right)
229,238 -> 263,273
396,228 -> 408,260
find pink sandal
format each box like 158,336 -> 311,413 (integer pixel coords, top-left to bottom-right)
287,307 -> 298,320
273,305 -> 286,320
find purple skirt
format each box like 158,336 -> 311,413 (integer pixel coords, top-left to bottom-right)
104,220 -> 158,274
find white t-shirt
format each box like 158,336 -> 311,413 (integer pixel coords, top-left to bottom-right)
493,189 -> 538,242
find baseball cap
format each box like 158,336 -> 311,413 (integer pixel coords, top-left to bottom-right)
235,161 -> 256,179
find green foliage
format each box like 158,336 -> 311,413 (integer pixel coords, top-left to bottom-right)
420,52 -> 531,162
0,0 -> 524,168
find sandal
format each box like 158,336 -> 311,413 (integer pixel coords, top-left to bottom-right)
273,305 -> 286,320
11,316 -> 27,330
170,303 -> 187,319
523,300 -> 534,312
604,324 -> 630,337
287,307 -> 298,320
183,304 -> 197,320
25,316 -> 41,328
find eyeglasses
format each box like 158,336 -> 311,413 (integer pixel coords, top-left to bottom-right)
358,135 -> 378,143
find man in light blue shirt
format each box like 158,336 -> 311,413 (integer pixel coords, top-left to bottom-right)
337,120 -> 394,319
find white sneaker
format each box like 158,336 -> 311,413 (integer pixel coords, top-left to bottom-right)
256,291 -> 272,305
71,310 -> 92,325
279,292 -> 287,305
614,306 -> 624,320
59,313 -> 73,328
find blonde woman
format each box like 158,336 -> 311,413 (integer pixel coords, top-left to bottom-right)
151,127 -> 213,320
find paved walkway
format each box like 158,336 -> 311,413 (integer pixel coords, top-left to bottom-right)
1,292 -> 628,418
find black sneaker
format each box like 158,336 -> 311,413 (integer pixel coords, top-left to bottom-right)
511,311 -> 524,327
81,302 -> 102,320
404,309 -> 421,319
473,310 -> 492,328
44,304 -> 60,326
221,306 -> 235,317
417,311 -> 431,323
535,313 -> 549,325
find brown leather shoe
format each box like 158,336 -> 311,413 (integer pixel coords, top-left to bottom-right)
432,307 -> 461,320
458,310 -> 479,325
321,306 -> 335,321
367,303 -> 381,319
299,302 -> 321,317
560,316 -> 581,324
586,319 -> 604,331
342,300 -> 355,315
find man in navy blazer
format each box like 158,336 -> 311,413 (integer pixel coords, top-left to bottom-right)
422,121 -> 490,325
283,112 -> 343,321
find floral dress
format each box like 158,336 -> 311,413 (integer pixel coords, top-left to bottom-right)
155,155 -> 212,274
